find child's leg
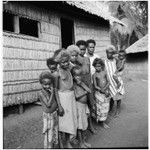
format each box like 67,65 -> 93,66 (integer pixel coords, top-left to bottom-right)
102,121 -> 110,129
109,98 -> 114,112
66,133 -> 73,148
114,100 -> 121,117
58,132 -> 64,148
78,129 -> 86,148
44,132 -> 48,149
82,130 -> 91,148
88,115 -> 96,133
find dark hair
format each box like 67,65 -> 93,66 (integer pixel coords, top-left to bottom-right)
46,57 -> 58,67
119,50 -> 126,55
76,40 -> 87,47
92,58 -> 105,70
86,39 -> 96,46
71,66 -> 81,76
53,48 -> 65,59
39,71 -> 54,84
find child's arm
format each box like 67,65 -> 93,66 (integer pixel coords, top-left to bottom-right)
117,59 -> 126,72
79,82 -> 91,93
38,92 -> 49,108
92,74 -> 104,93
47,88 -> 54,107
54,75 -> 64,116
103,72 -> 110,91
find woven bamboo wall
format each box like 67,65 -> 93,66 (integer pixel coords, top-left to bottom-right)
3,2 -> 111,107
3,2 -> 61,106
74,19 -> 110,58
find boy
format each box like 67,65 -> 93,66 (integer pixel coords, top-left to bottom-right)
46,57 -> 65,147
38,71 -> 59,148
92,58 -> 110,128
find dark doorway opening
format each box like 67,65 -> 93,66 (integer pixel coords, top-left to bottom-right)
60,18 -> 74,48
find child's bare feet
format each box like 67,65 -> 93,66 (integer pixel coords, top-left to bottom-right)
114,110 -> 120,118
66,142 -> 73,148
89,127 -> 96,134
80,143 -> 87,148
103,122 -> 110,129
83,141 -> 91,148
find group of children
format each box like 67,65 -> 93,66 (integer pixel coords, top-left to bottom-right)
38,39 -> 126,148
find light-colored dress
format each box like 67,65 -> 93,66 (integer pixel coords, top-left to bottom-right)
94,91 -> 110,122
74,82 -> 89,131
58,68 -> 77,136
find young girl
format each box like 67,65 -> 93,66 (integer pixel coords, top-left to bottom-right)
53,49 -> 77,148
38,71 -> 59,148
92,58 -> 110,129
71,66 -> 91,148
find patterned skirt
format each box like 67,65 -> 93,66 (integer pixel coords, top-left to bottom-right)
94,91 -> 110,122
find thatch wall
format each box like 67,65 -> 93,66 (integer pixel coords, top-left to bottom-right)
3,2 -> 110,107
3,2 -> 60,107
74,19 -> 110,57
124,52 -> 148,76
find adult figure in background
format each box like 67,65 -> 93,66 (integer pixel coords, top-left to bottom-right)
76,40 -> 96,133
85,39 -> 100,76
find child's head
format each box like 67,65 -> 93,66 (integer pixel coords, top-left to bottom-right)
118,50 -> 126,60
54,49 -> 70,70
39,71 -> 54,91
106,45 -> 116,59
93,58 -> 105,72
67,45 -> 80,63
46,58 -> 58,73
71,66 -> 82,83
86,39 -> 96,56
76,40 -> 87,57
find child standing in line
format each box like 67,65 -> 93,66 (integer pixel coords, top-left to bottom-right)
46,57 -> 65,148
112,50 -> 126,116
92,58 -> 110,129
104,45 -> 124,117
76,40 -> 96,134
71,66 -> 91,148
53,49 -> 78,148
38,71 -> 59,148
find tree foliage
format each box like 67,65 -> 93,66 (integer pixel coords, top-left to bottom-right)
108,1 -> 148,51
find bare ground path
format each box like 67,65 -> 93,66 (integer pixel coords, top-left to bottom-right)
3,74 -> 148,149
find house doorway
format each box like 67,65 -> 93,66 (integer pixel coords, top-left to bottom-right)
60,18 -> 74,48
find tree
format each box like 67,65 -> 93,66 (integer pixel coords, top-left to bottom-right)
108,1 -> 148,51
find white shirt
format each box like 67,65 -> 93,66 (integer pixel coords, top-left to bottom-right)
85,53 -> 100,75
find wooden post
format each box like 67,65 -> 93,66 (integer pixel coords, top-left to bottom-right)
14,15 -> 19,33
19,104 -> 24,114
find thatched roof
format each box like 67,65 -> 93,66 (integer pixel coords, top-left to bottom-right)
126,35 -> 148,54
66,1 -> 127,26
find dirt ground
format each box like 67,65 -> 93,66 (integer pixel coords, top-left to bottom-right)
3,73 -> 148,149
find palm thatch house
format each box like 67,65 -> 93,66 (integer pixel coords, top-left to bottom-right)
3,1 -> 126,110
125,34 -> 148,76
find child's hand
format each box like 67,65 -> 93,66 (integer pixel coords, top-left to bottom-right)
58,106 -> 64,116
87,88 -> 91,94
105,90 -> 110,97
117,82 -> 121,89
